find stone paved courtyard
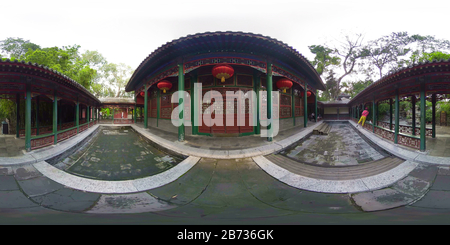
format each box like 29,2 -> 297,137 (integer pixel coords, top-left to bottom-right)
281,121 -> 387,166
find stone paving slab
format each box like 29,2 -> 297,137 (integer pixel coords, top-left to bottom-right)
0,190 -> 40,209
86,192 -> 177,214
31,188 -> 101,213
0,175 -> 19,191
411,190 -> 450,209
351,163 -> 436,212
18,176 -> 65,198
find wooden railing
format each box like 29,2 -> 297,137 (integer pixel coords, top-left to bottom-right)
29,119 -> 98,150
353,118 -> 421,149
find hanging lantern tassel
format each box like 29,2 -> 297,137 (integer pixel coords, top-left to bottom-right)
276,79 -> 293,93
212,64 -> 234,83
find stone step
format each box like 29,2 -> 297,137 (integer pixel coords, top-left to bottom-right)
265,154 -> 404,180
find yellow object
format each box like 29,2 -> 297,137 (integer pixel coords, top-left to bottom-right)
358,116 -> 366,126
217,73 -> 230,82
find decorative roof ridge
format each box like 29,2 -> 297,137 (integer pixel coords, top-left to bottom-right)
127,31 -> 323,91
0,59 -> 100,104
349,59 -> 450,103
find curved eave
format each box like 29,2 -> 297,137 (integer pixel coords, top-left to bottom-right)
349,59 -> 450,104
125,31 -> 325,92
99,97 -> 135,106
0,59 -> 101,105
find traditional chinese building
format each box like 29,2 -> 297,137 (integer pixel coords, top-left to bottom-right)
349,59 -> 450,151
125,31 -> 326,141
0,60 -> 101,151
99,97 -> 136,124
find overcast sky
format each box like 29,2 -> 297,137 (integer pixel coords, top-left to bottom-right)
2,0 -> 449,71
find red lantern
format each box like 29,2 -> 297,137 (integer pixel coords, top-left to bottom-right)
157,80 -> 172,93
301,91 -> 312,97
140,91 -> 145,97
276,79 -> 293,93
212,64 -> 234,83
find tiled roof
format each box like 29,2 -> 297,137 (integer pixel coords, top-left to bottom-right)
0,59 -> 101,104
350,58 -> 450,104
99,97 -> 135,104
125,31 -> 325,92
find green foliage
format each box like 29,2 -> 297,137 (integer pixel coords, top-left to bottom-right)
342,80 -> 372,98
22,45 -> 97,89
0,97 -> 14,121
0,37 -> 40,59
377,103 -> 390,119
410,51 -> 450,64
308,45 -> 340,76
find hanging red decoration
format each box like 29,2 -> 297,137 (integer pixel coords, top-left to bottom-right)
157,80 -> 172,93
276,79 -> 293,93
212,64 -> 234,83
301,91 -> 312,97
140,91 -> 145,97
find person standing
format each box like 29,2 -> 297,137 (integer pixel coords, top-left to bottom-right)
357,107 -> 369,127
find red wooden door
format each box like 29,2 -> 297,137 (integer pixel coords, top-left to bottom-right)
239,89 -> 254,133
211,90 -> 226,134
199,89 -> 211,133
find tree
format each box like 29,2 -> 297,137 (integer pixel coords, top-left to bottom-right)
332,33 -> 369,100
341,79 -> 373,98
22,45 -> 97,89
0,37 -> 40,59
320,70 -> 340,100
363,32 -> 412,79
101,63 -> 134,97
411,51 -> 450,63
308,45 -> 340,76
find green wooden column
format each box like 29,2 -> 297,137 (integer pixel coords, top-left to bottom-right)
267,61 -> 273,142
254,72 -> 261,134
291,84 -> 295,126
25,84 -> 32,151
389,98 -> 393,130
178,63 -> 185,142
432,93 -> 436,138
157,88 -> 160,127
76,101 -> 79,133
112,108 -> 115,124
36,96 -> 39,136
412,95 -> 416,136
134,95 -> 137,124
144,85 -> 148,129
394,90 -> 399,144
420,84 -> 426,151
357,105 -> 359,120
304,82 -> 308,127
375,101 -> 378,127
372,98 -> 375,133
16,93 -> 20,138
191,72 -> 197,135
314,89 -> 318,122
87,105 -> 90,128
52,91 -> 58,145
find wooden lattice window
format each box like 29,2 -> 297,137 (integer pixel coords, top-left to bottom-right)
280,94 -> 291,118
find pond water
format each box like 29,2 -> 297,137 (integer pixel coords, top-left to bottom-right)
279,121 -> 390,166
53,126 -> 186,180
